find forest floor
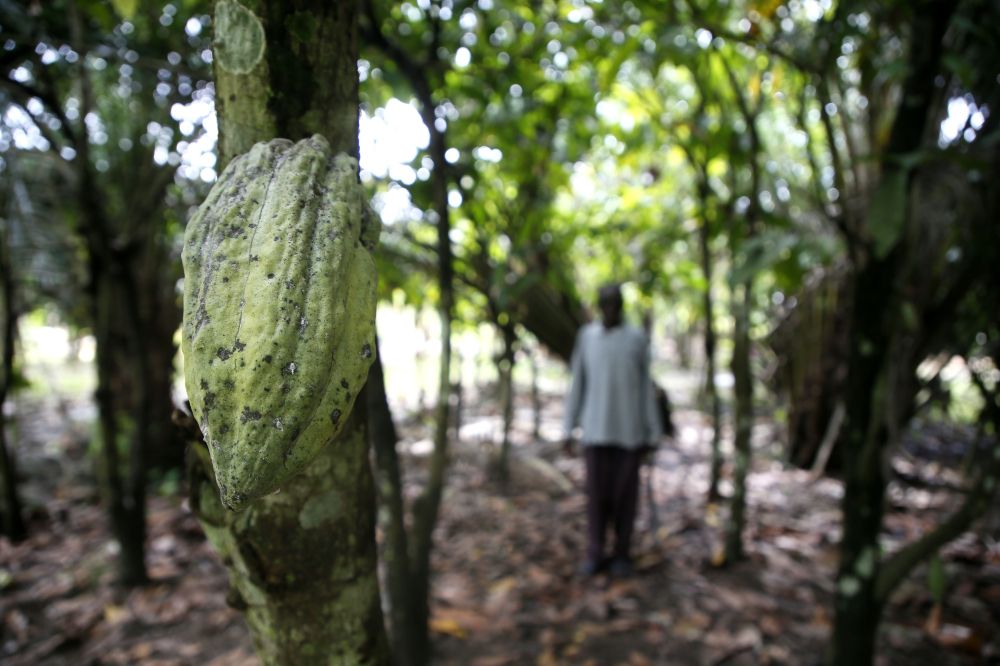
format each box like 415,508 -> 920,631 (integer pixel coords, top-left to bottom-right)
1,364 -> 999,665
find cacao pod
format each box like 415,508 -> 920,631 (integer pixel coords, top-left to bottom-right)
182,135 -> 378,511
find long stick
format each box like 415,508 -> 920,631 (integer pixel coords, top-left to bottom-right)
644,457 -> 660,539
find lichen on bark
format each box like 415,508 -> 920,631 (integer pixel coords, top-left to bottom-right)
189,408 -> 386,665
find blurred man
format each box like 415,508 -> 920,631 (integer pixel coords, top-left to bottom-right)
563,284 -> 662,577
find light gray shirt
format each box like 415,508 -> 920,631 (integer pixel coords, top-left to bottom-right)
563,322 -> 663,449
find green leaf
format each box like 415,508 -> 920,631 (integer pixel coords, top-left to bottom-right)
869,169 -> 908,259
111,0 -> 139,19
927,554 -> 946,604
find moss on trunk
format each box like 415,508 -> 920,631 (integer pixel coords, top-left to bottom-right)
192,405 -> 385,665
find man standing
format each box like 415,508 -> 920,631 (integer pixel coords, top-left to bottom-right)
564,284 -> 662,577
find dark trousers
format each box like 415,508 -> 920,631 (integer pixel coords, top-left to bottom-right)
584,445 -> 642,562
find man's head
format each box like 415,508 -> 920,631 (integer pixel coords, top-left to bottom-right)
597,283 -> 624,329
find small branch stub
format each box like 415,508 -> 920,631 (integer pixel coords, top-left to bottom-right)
214,0 -> 266,75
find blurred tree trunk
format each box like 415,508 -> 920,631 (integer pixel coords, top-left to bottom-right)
700,248 -> 723,504
829,4 -> 958,664
677,81 -> 725,503
495,322 -> 517,487
367,343 -> 421,666
691,164 -> 723,503
410,78 -> 454,666
70,0 -> 147,585
0,219 -> 26,541
361,5 -> 456,661
725,281 -> 752,562
185,2 -> 389,663
721,61 -> 762,565
530,346 -> 542,442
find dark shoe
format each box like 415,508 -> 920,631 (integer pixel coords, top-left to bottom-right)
577,558 -> 603,577
609,557 -> 633,578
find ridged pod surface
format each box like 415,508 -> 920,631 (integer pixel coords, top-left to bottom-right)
182,135 -> 378,511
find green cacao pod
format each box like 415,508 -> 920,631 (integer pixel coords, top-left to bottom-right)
182,135 -> 378,511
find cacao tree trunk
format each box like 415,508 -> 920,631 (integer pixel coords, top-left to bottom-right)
678,127 -> 725,503
724,281 -> 753,562
829,256 -> 895,666
495,323 -> 517,487
0,219 -> 26,541
367,342 -> 421,666
92,273 -> 148,585
189,2 -> 389,663
830,4 -> 957,664
70,1 -> 147,585
697,182 -> 723,503
721,65 -> 762,565
409,86 -> 455,666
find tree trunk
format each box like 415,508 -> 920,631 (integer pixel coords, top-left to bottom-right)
189,2 -> 389,663
698,191 -> 723,503
495,323 -> 517,487
829,4 -> 955,664
367,342 -> 421,666
0,220 -> 26,541
191,403 -> 385,664
92,274 -> 147,585
829,258 -> 894,666
530,346 -> 542,442
721,72 -> 761,564
724,281 -> 753,562
69,0 -> 148,585
408,90 -> 455,666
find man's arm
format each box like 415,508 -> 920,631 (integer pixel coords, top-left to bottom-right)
638,332 -> 663,446
563,328 -> 586,451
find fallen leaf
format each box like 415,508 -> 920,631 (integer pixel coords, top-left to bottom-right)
429,617 -> 466,639
934,623 -> 983,655
923,602 -> 942,635
104,604 -> 128,624
628,650 -> 652,666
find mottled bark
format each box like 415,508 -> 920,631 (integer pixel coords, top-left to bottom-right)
193,1 -> 389,663
191,405 -> 385,664
214,1 -> 359,168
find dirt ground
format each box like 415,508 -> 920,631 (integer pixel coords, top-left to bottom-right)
1,379 -> 998,665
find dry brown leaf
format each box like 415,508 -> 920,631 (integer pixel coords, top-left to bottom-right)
759,614 -> 783,637
933,623 -> 983,655
923,602 -> 943,636
536,647 -> 559,666
628,650 -> 652,666
710,544 -> 727,568
471,655 -> 518,666
429,617 -> 467,639
103,604 -> 128,624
